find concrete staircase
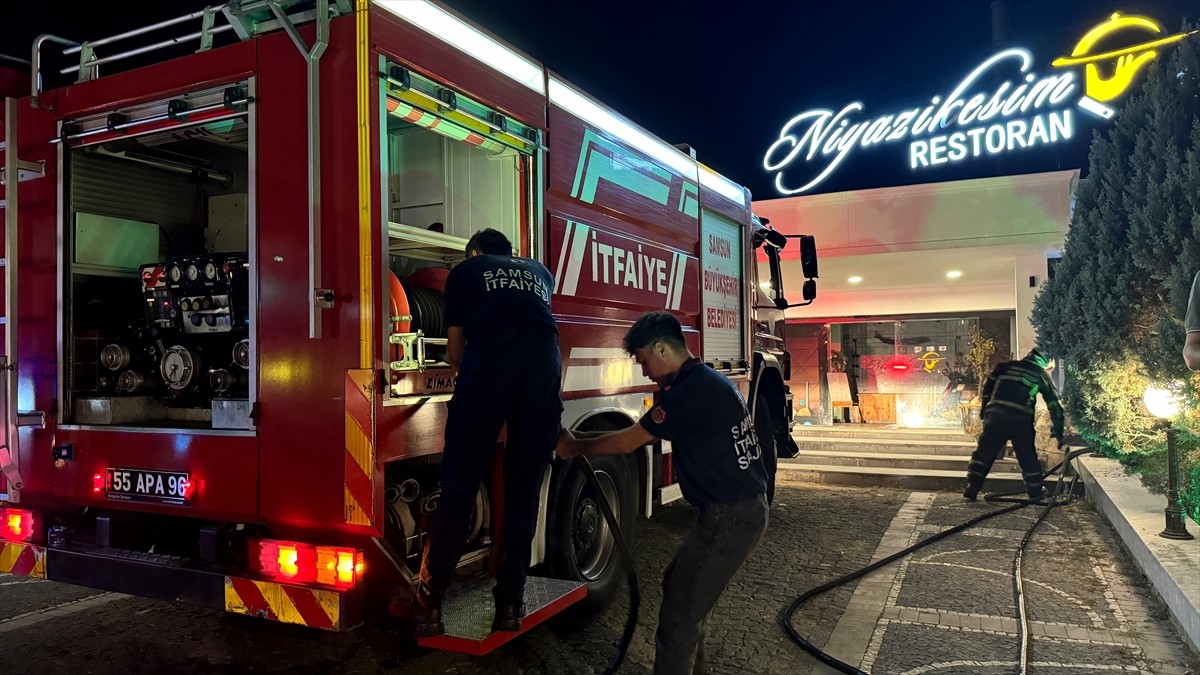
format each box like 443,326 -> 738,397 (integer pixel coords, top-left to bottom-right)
779,424 -> 1047,493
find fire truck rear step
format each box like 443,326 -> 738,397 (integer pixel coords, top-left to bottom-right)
418,576 -> 587,656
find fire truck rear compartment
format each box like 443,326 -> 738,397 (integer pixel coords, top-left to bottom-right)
64,119 -> 251,430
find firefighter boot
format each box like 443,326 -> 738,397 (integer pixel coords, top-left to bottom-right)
963,480 -> 982,501
413,585 -> 444,638
492,602 -> 525,632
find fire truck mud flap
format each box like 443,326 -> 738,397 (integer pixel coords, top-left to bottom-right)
35,544 -> 362,631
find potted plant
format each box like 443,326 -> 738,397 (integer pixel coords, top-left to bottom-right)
959,326 -> 995,436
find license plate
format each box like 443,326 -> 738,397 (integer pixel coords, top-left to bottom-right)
105,468 -> 191,505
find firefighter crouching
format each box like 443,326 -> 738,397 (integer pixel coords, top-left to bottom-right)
414,228 -> 562,637
556,311 -> 769,675
963,348 -> 1065,501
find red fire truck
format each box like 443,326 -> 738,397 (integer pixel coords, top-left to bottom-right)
0,0 -> 815,653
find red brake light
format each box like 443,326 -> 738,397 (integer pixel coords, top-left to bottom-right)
252,539 -> 364,589
1,508 -> 35,542
93,473 -> 105,494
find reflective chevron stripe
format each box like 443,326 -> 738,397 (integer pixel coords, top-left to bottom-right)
223,577 -> 344,630
344,370 -> 376,527
0,542 -> 46,578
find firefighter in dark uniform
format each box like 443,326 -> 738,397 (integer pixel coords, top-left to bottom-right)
556,311 -> 769,675
414,229 -> 562,637
963,348 -> 1065,501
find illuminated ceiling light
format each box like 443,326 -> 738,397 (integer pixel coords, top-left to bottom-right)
377,1 -> 545,95
946,270 -> 963,279
847,276 -> 863,284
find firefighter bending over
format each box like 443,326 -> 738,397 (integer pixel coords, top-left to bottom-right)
963,348 -> 1064,501
414,229 -> 562,638
556,311 -> 769,675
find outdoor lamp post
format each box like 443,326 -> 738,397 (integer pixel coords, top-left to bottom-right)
1144,382 -> 1193,540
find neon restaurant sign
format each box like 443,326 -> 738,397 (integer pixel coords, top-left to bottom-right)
764,12 -> 1196,195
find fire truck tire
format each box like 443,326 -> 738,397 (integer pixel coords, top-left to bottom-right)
547,454 -> 636,620
755,395 -> 780,505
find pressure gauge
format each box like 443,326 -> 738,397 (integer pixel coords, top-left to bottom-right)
167,264 -> 183,283
204,261 -> 218,281
185,263 -> 200,282
160,345 -> 199,390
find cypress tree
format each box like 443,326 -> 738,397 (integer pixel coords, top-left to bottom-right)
1032,23 -> 1200,519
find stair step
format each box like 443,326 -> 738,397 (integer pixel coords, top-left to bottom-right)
794,450 -> 1019,472
792,436 -> 977,456
777,461 -> 1060,492
791,425 -> 975,443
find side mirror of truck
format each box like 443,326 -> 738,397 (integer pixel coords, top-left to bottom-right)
751,214 -> 818,309
798,235 -> 818,280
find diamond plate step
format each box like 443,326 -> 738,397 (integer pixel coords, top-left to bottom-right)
417,575 -> 586,656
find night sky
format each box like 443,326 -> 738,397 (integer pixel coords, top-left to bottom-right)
2,0 -> 1196,199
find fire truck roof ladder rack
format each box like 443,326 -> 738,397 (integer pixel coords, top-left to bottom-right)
29,1 -> 352,109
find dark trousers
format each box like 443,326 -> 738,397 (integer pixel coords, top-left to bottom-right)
655,493 -> 768,675
966,407 -> 1044,498
419,340 -> 563,607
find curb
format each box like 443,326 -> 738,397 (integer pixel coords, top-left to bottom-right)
1074,452 -> 1200,653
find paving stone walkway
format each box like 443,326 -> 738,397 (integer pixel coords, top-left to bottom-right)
808,492 -> 1199,675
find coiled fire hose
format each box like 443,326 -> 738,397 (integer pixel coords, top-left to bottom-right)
781,447 -> 1092,675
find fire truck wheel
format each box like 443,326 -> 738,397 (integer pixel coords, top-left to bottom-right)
548,454 -> 636,619
755,395 -> 780,505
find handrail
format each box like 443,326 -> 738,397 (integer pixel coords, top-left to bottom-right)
61,25 -> 238,75
62,5 -> 229,55
2,98 -> 19,500
30,35 -> 80,109
29,1 -> 345,110
266,0 -> 332,339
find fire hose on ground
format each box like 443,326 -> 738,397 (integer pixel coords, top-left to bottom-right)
781,446 -> 1092,675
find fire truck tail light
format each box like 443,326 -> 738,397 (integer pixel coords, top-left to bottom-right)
1,508 -> 35,542
93,473 -> 105,494
252,539 -> 364,589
